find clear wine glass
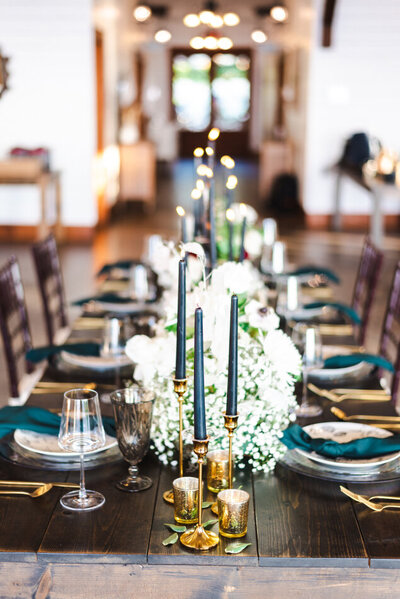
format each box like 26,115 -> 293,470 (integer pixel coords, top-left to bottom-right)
292,323 -> 324,417
58,388 -> 106,511
110,386 -> 154,492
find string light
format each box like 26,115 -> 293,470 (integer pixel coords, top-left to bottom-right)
208,128 -> 220,141
196,179 -> 205,191
191,189 -> 202,199
226,175 -> 238,189
133,5 -> 151,21
197,164 -> 209,177
176,205 -> 185,217
221,155 -> 235,169
183,13 -> 200,27
205,147 -> 214,156
154,30 -> 171,43
270,5 -> 288,22
251,30 -> 268,43
226,208 -> 235,222
223,12 -> 240,26
193,147 -> 204,158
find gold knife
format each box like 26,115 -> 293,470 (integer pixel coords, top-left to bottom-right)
0,481 -> 80,488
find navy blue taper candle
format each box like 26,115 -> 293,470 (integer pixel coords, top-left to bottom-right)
226,295 -> 238,416
239,216 -> 247,262
175,259 -> 186,380
209,182 -> 217,270
194,307 -> 206,440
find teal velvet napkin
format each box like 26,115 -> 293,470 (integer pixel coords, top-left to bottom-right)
281,424 -> 400,459
26,342 -> 100,364
324,352 -> 394,373
0,406 -> 115,439
72,293 -> 136,306
97,260 -> 136,277
304,301 -> 361,324
291,266 -> 340,284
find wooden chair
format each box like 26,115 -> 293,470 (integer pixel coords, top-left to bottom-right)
379,261 -> 400,405
0,256 -> 40,403
32,234 -> 69,345
352,237 -> 383,346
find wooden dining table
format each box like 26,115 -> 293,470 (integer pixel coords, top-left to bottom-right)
0,308 -> 400,598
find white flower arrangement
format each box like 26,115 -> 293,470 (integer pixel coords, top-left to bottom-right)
125,258 -> 301,472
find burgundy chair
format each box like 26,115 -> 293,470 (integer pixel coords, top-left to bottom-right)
32,234 -> 69,345
351,237 -> 383,346
0,256 -> 34,400
379,261 -> 400,405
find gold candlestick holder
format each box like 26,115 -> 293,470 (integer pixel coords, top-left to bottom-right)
180,436 -> 220,550
163,378 -> 187,504
211,412 -> 239,515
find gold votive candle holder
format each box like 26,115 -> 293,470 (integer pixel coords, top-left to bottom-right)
173,477 -> 199,525
207,449 -> 233,493
217,489 -> 249,538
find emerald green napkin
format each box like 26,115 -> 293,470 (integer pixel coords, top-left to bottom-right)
304,302 -> 361,324
291,266 -> 340,284
324,352 -> 394,372
97,260 -> 137,277
0,406 -> 115,439
72,293 -> 136,306
26,342 -> 100,364
281,424 -> 400,459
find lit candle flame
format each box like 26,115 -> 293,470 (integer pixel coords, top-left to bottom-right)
208,127 -> 220,141
226,208 -> 235,222
176,205 -> 185,217
226,175 -> 238,189
205,146 -> 214,156
196,179 -> 205,191
220,155 -> 235,169
197,164 -> 209,177
193,147 -> 204,158
191,188 -> 202,200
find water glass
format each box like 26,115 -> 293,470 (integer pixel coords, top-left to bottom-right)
101,315 -> 129,357
173,476 -> 199,524
217,489 -> 249,538
292,323 -> 323,417
111,386 -> 154,492
58,388 -> 106,511
262,218 -> 278,246
129,264 -> 149,300
271,241 -> 286,274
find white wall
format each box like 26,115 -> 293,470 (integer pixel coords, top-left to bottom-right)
304,0 -> 400,215
0,0 -> 97,227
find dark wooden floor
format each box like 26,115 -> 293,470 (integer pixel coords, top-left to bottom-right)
0,159 -> 399,405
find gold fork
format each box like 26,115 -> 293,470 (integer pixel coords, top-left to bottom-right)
330,407 -> 400,429
340,486 -> 400,512
0,484 -> 53,498
308,383 -> 391,402
0,481 -> 80,489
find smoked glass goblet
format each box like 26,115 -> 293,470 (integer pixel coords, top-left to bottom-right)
111,386 -> 154,492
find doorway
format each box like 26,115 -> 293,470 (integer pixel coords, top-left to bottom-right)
171,49 -> 252,157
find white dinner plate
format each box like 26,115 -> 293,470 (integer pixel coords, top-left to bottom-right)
309,360 -> 372,383
295,421 -> 400,472
59,350 -> 132,371
14,429 -> 117,459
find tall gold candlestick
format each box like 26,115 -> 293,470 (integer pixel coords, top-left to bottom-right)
224,412 -> 239,489
163,378 -> 188,504
211,412 -> 239,515
180,436 -> 219,550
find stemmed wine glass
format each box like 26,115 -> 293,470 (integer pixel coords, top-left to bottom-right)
110,386 -> 154,492
58,388 -> 106,511
292,323 -> 324,417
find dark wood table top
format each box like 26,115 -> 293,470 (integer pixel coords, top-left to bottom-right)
0,316 -> 399,569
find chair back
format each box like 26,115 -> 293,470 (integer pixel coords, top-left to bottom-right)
379,262 -> 400,404
0,257 -> 33,398
352,237 -> 383,345
32,234 -> 68,345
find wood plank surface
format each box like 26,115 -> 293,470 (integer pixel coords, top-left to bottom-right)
148,465 -> 258,565
254,464 -> 368,566
37,456 -> 160,564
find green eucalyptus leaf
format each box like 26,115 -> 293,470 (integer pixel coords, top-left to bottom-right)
162,532 -> 179,546
164,523 -> 186,533
225,542 -> 252,554
202,518 -> 218,529
202,501 -> 214,508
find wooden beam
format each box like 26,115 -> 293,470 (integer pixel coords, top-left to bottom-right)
322,0 -> 337,47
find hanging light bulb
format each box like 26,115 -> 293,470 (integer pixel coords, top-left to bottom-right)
251,30 -> 268,43
210,14 -> 224,28
218,37 -> 233,50
183,13 -> 201,27
208,128 -> 220,141
190,36 -> 205,49
191,188 -> 202,200
270,5 -> 288,22
223,12 -> 240,26
226,175 -> 238,189
193,147 -> 204,158
205,147 -> 214,156
154,29 -> 171,43
204,35 -> 218,50
199,10 -> 214,24
221,155 -> 235,169
133,5 -> 152,22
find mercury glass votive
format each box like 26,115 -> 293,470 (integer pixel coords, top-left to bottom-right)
207,449 -> 232,493
217,489 -> 249,538
173,477 -> 199,525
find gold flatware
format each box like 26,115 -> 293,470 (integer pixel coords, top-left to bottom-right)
340,486 -> 400,512
0,481 -> 80,489
31,382 -> 96,394
0,484 -> 53,498
308,383 -> 390,403
331,387 -> 388,395
331,407 -> 400,429
330,407 -> 400,423
318,324 -> 354,336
